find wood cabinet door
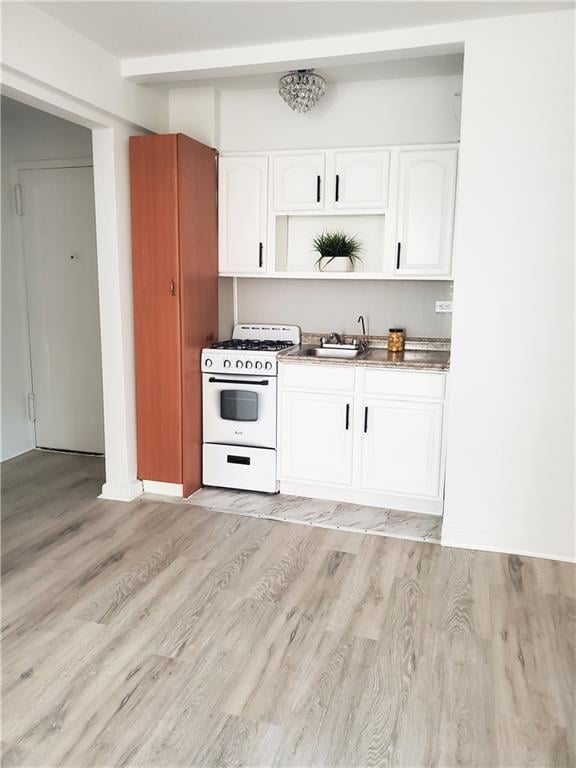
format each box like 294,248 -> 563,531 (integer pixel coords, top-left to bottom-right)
279,390 -> 354,485
273,153 -> 325,210
218,155 -> 267,273
331,150 -> 390,209
395,148 -> 457,276
130,134 -> 183,484
357,398 -> 443,498
177,134 -> 218,497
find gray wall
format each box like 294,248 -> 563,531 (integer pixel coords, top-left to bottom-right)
219,74 -> 462,151
218,277 -> 235,339
234,279 -> 452,338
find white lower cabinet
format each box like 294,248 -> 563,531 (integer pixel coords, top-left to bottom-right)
279,390 -> 354,486
357,398 -> 443,498
279,363 -> 446,514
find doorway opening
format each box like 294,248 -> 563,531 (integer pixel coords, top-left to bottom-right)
1,97 -> 105,463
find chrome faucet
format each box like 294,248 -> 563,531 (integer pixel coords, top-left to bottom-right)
327,332 -> 343,345
357,315 -> 366,337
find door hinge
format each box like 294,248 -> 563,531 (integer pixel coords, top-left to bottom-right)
27,392 -> 36,421
15,184 -> 23,216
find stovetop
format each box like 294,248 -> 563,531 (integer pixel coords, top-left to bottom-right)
202,324 -> 301,376
210,339 -> 295,352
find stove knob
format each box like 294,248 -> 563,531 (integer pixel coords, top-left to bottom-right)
236,360 -> 244,369
255,360 -> 263,370
264,361 -> 273,370
204,358 -> 213,368
245,360 -> 253,369
223,359 -> 231,368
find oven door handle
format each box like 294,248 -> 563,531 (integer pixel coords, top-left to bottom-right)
208,377 -> 269,386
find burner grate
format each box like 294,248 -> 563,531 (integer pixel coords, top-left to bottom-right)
210,339 -> 294,352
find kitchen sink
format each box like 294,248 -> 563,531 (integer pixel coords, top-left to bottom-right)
305,346 -> 366,359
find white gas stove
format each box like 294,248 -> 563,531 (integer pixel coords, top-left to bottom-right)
201,324 -> 300,376
201,324 -> 300,493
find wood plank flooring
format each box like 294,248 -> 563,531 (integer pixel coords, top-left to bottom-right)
2,450 -> 575,767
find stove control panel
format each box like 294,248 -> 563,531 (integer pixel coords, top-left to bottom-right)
201,350 -> 280,375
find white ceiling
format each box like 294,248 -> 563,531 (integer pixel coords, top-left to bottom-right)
36,1 -> 574,59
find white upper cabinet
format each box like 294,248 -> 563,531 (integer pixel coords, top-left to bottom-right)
273,153 -> 325,211
395,148 -> 457,276
330,150 -> 390,210
357,398 -> 444,498
218,144 -> 458,278
218,155 -> 268,273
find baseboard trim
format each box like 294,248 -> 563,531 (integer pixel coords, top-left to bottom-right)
141,480 -> 183,498
441,525 -> 576,563
279,481 -> 443,516
99,479 -> 143,502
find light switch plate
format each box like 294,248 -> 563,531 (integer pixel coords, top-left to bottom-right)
435,301 -> 453,313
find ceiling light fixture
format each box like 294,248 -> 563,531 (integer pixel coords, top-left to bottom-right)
278,69 -> 326,113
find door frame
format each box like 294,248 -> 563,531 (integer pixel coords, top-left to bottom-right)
2,79 -> 146,501
13,158 -> 101,454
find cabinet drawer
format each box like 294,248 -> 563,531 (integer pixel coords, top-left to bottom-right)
279,363 -> 355,392
360,369 -> 445,400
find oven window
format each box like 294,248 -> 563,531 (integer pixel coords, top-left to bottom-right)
220,390 -> 258,422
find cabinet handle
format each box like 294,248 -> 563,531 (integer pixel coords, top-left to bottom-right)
169,278 -> 177,296
345,403 -> 350,430
316,175 -> 321,203
363,406 -> 369,433
335,174 -> 340,202
258,242 -> 263,268
396,242 -> 402,270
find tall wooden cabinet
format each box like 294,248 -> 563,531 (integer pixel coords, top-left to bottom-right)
130,134 -> 218,497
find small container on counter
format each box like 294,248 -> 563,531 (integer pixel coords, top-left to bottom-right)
387,328 -> 405,353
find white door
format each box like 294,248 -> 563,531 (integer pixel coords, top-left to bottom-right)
20,165 -> 104,453
331,150 -> 390,209
395,148 -> 457,276
357,398 -> 443,497
279,390 -> 353,485
272,153 -> 325,210
218,156 -> 268,273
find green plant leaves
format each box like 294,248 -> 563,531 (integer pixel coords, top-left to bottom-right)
312,231 -> 363,268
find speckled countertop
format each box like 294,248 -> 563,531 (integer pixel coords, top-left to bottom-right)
279,335 -> 451,371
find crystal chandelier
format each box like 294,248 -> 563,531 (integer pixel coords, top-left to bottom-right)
278,69 -> 326,113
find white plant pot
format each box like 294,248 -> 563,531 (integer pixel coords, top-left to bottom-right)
318,258 -> 353,273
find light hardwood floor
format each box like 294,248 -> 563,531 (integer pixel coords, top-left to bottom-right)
2,450 -> 575,767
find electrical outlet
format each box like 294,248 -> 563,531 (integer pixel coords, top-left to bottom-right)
435,301 -> 453,313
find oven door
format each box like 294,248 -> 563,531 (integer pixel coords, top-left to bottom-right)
203,372 -> 277,448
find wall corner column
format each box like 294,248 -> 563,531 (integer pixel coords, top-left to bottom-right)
92,124 -> 142,501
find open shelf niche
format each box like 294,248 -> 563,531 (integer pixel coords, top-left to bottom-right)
274,213 -> 386,276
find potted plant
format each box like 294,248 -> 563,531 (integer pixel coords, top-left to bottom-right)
313,231 -> 363,272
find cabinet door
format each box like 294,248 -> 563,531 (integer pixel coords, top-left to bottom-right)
279,391 -> 353,485
396,149 -> 457,276
358,399 -> 443,497
219,156 -> 267,273
332,150 -> 390,209
273,153 -> 325,210
130,135 -> 183,485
